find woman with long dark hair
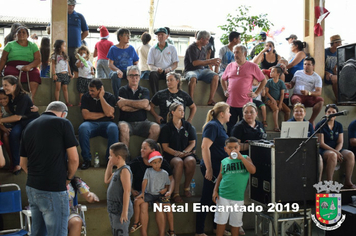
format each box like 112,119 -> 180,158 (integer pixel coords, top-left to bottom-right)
0,75 -> 39,174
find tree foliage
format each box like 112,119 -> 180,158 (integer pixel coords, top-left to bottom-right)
219,6 -> 274,45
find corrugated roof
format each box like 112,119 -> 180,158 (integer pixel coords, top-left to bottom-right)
0,15 -> 203,34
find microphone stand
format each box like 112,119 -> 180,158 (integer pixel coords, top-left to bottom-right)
285,116 -> 331,236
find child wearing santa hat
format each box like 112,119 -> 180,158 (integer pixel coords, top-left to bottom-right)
94,26 -> 113,79
130,151 -> 176,235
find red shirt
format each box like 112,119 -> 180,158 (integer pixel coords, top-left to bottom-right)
95,39 -> 114,60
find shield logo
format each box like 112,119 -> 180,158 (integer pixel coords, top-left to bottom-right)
315,193 -> 342,224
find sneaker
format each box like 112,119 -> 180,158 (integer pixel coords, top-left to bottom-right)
81,161 -> 91,170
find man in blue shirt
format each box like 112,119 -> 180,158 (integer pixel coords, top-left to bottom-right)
67,0 -> 89,78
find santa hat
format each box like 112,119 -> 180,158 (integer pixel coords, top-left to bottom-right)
148,151 -> 163,163
98,26 -> 109,39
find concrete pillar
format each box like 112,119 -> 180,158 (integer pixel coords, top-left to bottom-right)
304,0 -> 325,77
50,0 -> 67,51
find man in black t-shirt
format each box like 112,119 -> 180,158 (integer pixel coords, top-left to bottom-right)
20,101 -> 79,236
78,79 -> 118,169
150,72 -> 196,124
117,65 -> 160,148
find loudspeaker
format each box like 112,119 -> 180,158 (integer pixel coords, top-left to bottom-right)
250,138 -> 319,205
337,43 -> 356,104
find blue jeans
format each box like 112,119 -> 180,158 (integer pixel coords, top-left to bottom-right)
78,121 -> 119,161
9,123 -> 25,166
109,71 -> 127,99
26,186 -> 69,236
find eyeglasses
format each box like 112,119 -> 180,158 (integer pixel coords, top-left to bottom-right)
293,103 -> 305,109
128,74 -> 140,77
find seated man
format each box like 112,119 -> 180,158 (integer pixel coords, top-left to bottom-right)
184,30 -> 220,105
117,65 -> 160,148
78,79 -> 118,169
286,57 -> 324,127
325,35 -> 343,99
147,27 -> 179,96
150,72 -> 196,125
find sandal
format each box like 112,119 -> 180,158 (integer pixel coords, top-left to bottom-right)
239,227 -> 245,235
207,100 -> 216,106
184,187 -> 192,198
66,103 -> 73,107
129,222 -> 142,233
166,230 -> 177,236
262,120 -> 268,128
172,193 -> 184,203
274,128 -> 281,132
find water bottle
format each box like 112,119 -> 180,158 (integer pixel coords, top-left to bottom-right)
94,152 -> 100,168
190,179 -> 196,196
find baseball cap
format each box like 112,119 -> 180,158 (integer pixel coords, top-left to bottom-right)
68,0 -> 77,5
286,34 -> 298,40
154,27 -> 168,35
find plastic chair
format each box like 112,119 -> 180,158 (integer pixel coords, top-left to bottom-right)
0,183 -> 29,236
21,190 -> 87,236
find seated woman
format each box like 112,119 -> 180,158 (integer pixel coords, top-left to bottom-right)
252,41 -> 281,69
285,40 -> 306,82
0,75 -> 39,174
129,139 -> 175,236
0,26 -> 41,101
231,102 -> 267,155
288,103 -> 323,181
316,104 -> 355,189
160,103 -> 196,203
68,176 -> 99,236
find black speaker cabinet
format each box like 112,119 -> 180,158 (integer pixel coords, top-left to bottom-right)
249,138 -> 319,205
337,43 -> 356,104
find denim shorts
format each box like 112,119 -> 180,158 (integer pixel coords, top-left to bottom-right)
185,69 -> 217,83
55,73 -> 71,85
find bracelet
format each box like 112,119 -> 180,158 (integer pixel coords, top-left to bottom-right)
66,176 -> 73,181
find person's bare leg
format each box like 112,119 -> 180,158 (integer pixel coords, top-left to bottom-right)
273,109 -> 279,130
188,77 -> 197,100
118,123 -> 130,147
68,216 -> 83,236
208,75 -> 219,104
231,226 -> 239,236
342,150 -> 355,186
171,158 -> 183,194
331,75 -> 338,100
323,151 -> 337,181
29,81 -> 39,101
54,82 -> 61,101
183,157 -> 196,190
140,202 -> 149,236
309,101 -> 323,127
261,106 -> 267,124
318,155 -> 323,182
216,224 -> 226,236
165,206 -> 174,233
155,211 -> 166,236
133,198 -> 144,225
62,84 -> 69,104
148,124 -> 160,141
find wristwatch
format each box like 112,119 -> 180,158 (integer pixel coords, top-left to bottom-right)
308,91 -> 311,96
66,176 -> 73,181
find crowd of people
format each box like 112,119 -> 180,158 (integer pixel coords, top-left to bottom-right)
1,1 -> 356,236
